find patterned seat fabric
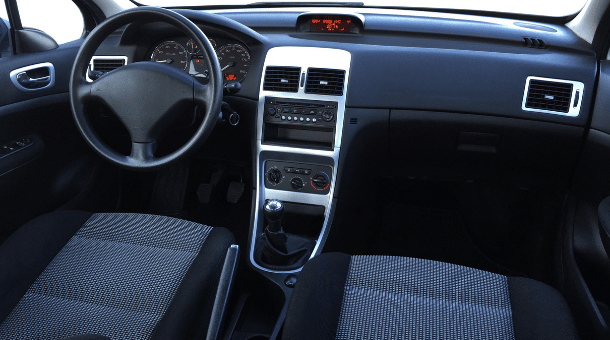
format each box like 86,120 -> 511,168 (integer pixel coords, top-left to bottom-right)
0,213 -> 213,340
283,253 -> 580,340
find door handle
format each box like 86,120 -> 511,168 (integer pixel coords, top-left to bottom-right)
10,62 -> 55,92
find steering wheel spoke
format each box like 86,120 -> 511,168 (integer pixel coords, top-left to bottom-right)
130,141 -> 156,163
74,79 -> 94,102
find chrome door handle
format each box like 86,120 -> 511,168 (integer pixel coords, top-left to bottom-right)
10,62 -> 55,92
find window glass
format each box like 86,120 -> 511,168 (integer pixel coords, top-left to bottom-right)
0,4 -> 8,21
136,0 -> 587,19
17,0 -> 84,44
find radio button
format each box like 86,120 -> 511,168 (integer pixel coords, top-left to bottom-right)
288,116 -> 292,121
306,118 -> 311,122
300,117 -> 305,122
281,116 -> 286,120
313,118 -> 317,123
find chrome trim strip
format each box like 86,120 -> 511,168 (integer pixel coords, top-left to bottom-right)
9,62 -> 55,92
250,46 -> 351,274
521,76 -> 584,117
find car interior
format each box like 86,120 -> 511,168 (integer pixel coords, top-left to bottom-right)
0,0 -> 610,339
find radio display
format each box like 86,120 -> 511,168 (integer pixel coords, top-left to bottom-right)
310,15 -> 351,33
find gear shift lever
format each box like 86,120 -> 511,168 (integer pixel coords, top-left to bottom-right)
264,199 -> 284,233
257,199 -> 316,270
263,200 -> 288,253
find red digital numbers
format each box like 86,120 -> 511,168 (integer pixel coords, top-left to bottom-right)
310,15 -> 351,33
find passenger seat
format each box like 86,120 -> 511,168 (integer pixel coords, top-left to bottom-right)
283,253 -> 578,339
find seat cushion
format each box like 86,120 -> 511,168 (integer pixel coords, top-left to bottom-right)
284,253 -> 579,340
0,211 -> 234,340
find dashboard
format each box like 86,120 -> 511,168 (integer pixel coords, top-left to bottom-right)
147,36 -> 251,84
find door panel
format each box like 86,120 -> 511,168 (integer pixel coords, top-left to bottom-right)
0,39 -> 119,243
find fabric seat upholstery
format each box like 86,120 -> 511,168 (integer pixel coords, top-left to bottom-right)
283,253 -> 579,340
0,211 -> 234,340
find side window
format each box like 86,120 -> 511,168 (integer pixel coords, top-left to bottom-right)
16,0 -> 84,44
0,5 -> 10,56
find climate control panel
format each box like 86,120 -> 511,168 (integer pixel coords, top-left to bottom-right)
264,160 -> 333,195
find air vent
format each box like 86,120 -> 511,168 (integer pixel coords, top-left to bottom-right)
522,76 -> 584,117
263,66 -> 301,92
523,38 -> 547,49
92,57 -> 127,72
305,68 -> 346,96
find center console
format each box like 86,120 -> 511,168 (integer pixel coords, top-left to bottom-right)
249,47 -> 351,275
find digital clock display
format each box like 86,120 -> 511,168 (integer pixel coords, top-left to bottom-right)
310,15 -> 351,33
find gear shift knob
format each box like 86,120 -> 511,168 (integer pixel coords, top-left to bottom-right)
264,199 -> 284,232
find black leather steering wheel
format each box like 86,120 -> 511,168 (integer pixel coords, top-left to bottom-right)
70,7 -> 223,171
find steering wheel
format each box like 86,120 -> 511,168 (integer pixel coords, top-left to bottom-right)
69,7 -> 223,171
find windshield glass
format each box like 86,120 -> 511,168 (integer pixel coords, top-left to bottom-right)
135,0 -> 587,18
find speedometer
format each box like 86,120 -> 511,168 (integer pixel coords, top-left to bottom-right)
216,44 -> 250,83
150,41 -> 188,71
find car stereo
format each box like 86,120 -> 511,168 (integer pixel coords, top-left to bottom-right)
263,97 -> 338,128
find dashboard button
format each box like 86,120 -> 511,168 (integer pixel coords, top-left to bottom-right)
306,118 -> 311,122
313,118 -> 317,123
281,116 -> 286,120
288,116 -> 292,121
299,117 -> 305,122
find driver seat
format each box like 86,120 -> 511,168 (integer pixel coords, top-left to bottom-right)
0,210 -> 236,340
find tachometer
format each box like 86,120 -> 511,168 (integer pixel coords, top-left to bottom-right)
150,41 -> 188,71
216,44 -> 250,82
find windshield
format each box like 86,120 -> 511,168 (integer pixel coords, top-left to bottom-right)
135,0 -> 587,18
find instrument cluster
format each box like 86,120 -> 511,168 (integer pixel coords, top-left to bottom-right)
148,36 -> 250,84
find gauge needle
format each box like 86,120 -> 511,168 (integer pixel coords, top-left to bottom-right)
155,59 -> 173,64
221,62 -> 235,71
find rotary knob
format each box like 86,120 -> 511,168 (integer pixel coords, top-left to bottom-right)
267,107 -> 277,116
322,111 -> 334,122
311,172 -> 330,190
290,177 -> 305,190
266,168 -> 283,185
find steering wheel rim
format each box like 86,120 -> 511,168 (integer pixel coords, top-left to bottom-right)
69,7 -> 223,171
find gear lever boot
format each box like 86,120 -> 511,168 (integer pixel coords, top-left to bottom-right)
257,200 -> 316,270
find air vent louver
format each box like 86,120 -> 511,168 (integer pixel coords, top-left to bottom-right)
263,66 -> 301,92
305,68 -> 346,96
525,79 -> 573,113
523,38 -> 547,49
92,58 -> 126,72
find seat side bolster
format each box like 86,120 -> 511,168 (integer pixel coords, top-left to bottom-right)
508,276 -> 580,340
283,252 -> 352,340
0,210 -> 92,323
150,227 -> 235,340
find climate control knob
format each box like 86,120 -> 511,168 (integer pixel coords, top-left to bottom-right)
290,177 -> 305,190
322,111 -> 334,122
311,172 -> 330,190
266,168 -> 283,185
